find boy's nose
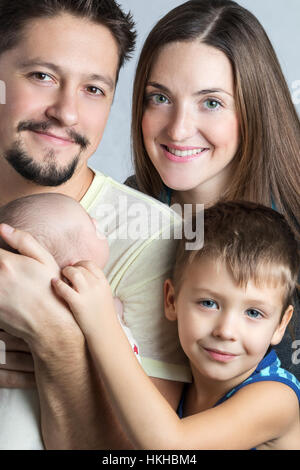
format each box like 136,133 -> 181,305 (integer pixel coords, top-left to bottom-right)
212,311 -> 238,342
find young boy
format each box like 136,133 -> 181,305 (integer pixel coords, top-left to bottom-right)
0,193 -> 139,449
53,201 -> 300,450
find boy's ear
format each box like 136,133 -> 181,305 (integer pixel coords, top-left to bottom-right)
270,305 -> 293,346
164,279 -> 177,322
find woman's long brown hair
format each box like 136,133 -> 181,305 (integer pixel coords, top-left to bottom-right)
131,0 -> 300,239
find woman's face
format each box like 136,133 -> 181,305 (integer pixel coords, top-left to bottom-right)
142,41 -> 240,202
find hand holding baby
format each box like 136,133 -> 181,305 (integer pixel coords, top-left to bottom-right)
52,260 -> 116,338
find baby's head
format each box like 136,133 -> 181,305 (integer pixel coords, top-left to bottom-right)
165,201 -> 299,382
0,193 -> 109,269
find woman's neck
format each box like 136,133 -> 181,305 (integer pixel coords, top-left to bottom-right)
171,160 -> 236,208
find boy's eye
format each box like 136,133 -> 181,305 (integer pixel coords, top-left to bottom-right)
245,309 -> 263,319
199,300 -> 218,309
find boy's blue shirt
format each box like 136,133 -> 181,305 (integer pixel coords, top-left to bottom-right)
178,349 -> 300,418
177,349 -> 300,448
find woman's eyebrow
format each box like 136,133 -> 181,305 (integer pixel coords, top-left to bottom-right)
146,81 -> 170,93
146,81 -> 233,97
193,88 -> 233,97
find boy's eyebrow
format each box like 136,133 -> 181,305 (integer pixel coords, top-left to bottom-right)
191,287 -> 224,299
242,299 -> 276,314
17,59 -> 115,90
146,81 -> 233,97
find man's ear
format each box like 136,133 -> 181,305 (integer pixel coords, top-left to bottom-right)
270,305 -> 293,346
164,279 -> 177,322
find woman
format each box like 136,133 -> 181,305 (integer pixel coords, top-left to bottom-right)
128,0 -> 299,231
126,0 -> 300,376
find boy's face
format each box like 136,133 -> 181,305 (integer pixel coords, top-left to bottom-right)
165,257 -> 293,385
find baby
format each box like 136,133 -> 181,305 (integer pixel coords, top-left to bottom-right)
54,201 -> 300,449
0,193 -> 139,450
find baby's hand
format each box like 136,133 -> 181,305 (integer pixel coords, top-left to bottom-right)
52,261 -> 115,337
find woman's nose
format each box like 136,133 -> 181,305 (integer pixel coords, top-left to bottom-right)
166,104 -> 197,142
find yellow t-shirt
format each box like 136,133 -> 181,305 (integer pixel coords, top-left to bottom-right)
80,170 -> 191,382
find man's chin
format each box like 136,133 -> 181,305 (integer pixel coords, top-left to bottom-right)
5,145 -> 80,187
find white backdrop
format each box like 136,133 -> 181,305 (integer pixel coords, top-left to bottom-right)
88,0 -> 300,182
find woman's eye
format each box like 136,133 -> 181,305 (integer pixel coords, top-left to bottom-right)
151,94 -> 170,105
199,300 -> 218,309
86,86 -> 103,96
245,309 -> 263,319
204,99 -> 221,110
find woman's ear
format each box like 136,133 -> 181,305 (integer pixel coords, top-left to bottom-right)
164,279 -> 177,321
271,305 -> 293,346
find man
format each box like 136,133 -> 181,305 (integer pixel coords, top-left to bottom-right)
0,0 -> 190,449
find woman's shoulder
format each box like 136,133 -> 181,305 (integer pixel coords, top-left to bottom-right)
124,174 -> 139,191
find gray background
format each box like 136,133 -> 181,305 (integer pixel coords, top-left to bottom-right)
89,0 -> 300,183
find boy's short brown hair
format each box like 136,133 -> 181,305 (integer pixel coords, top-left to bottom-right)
173,201 -> 300,316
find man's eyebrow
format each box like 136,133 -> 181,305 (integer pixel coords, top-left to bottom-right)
146,81 -> 233,97
18,59 -> 115,91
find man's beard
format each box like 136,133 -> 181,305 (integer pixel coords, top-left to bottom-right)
5,141 -> 80,187
4,120 -> 90,187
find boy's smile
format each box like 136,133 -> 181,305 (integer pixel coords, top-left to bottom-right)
165,257 -> 293,389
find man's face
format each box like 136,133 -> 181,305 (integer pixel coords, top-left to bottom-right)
0,13 -> 119,186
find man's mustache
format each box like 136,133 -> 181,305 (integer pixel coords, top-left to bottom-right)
17,120 -> 90,150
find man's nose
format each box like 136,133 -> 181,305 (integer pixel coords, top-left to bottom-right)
45,86 -> 79,127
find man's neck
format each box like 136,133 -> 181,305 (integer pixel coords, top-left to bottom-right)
0,163 -> 95,206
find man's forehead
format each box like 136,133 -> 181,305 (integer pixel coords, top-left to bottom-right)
12,13 -> 119,82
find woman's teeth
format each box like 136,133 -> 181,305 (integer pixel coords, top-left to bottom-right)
166,146 -> 207,157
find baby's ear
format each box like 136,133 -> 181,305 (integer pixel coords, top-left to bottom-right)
164,279 -> 177,321
270,305 -> 293,346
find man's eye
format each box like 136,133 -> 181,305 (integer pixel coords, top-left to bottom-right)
30,72 -> 52,81
86,86 -> 103,96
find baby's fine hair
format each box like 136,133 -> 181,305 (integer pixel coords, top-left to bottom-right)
0,193 -> 92,267
173,201 -> 299,314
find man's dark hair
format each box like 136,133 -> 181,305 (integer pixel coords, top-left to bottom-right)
0,0 -> 136,75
